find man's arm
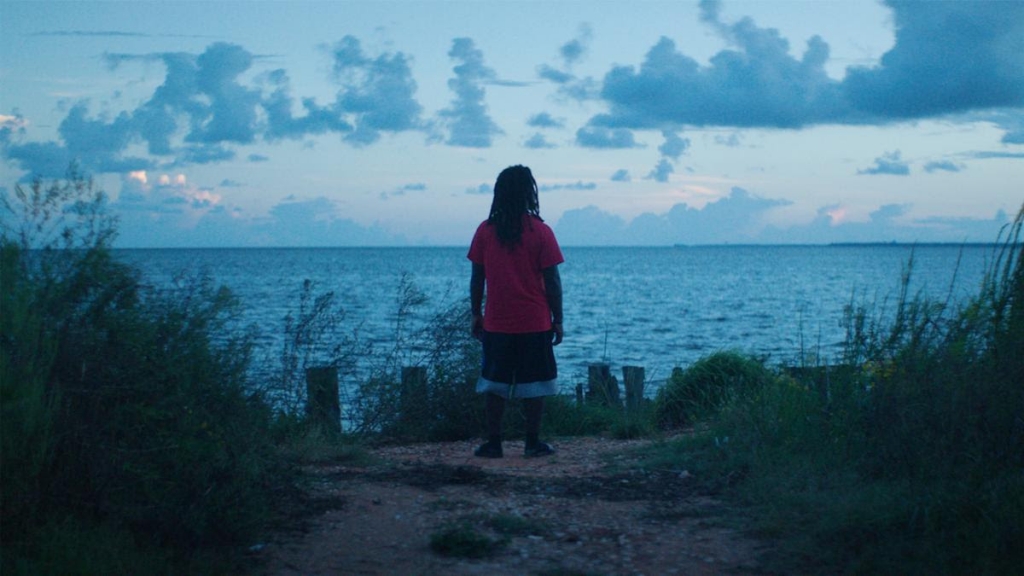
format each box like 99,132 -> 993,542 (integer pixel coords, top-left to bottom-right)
470,263 -> 485,339
542,265 -> 563,345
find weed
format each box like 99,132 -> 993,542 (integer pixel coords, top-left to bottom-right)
429,522 -> 506,558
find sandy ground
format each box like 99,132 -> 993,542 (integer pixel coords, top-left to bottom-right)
247,436 -> 771,575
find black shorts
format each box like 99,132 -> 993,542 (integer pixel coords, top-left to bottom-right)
477,330 -> 558,398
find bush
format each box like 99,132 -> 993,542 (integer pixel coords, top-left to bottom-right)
642,206 -> 1024,574
653,350 -> 776,428
1,169 -> 282,571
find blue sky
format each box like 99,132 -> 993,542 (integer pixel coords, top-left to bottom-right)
1,0 -> 1022,247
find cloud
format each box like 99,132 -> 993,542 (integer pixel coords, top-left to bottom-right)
438,38 -> 503,147
553,205 -> 627,246
537,65 -> 574,85
923,160 -> 962,173
537,26 -> 600,101
554,190 -> 1011,246
33,30 -> 150,37
219,179 -> 243,187
381,182 -> 428,199
658,130 -> 690,159
466,183 -> 491,195
3,103 -> 153,177
527,112 -> 564,129
524,133 -> 556,149
966,151 -> 1024,160
555,187 -> 790,245
645,158 -> 674,182
3,37 -> 431,178
560,24 -> 592,67
575,126 -> 641,149
248,153 -> 269,162
610,169 -> 631,182
843,0 -> 1024,119
858,150 -> 910,176
330,35 -> 423,145
538,181 -> 597,192
587,0 -> 1024,132
262,69 -> 352,140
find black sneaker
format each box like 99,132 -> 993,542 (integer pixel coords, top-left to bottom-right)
474,442 -> 503,458
524,442 -> 555,458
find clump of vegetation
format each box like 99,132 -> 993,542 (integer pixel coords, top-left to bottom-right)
653,350 -> 777,428
429,521 -> 506,558
641,206 -> 1024,574
1,168 -> 284,573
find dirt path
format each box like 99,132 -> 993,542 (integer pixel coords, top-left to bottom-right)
248,437 -> 769,575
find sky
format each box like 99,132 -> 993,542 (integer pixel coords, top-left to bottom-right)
1,0 -> 1022,247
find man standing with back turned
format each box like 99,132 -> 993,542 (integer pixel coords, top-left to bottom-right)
468,164 -> 564,458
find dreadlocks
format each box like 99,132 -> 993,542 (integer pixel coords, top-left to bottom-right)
488,165 -> 542,248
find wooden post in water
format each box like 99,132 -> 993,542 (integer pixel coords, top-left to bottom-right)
305,366 -> 341,435
587,363 -> 621,407
622,366 -> 645,412
400,366 -> 428,426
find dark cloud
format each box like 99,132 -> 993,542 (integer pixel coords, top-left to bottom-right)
438,38 -> 503,148
4,103 -> 153,177
575,126 -> 641,149
539,181 -> 597,192
843,0 -> 1024,119
379,182 -> 427,200
330,35 -> 423,145
560,24 -> 592,67
465,183 -> 491,195
923,160 -> 962,174
586,0 -> 1024,132
174,144 -> 236,166
858,150 -> 910,176
966,151 -> 1024,160
248,153 -> 269,162
527,112 -> 564,129
537,26 -> 600,102
646,158 -> 674,182
3,37 -> 430,178
524,133 -> 556,149
610,169 -> 631,182
220,179 -> 243,187
658,130 -> 690,159
262,69 -> 351,140
33,30 -> 149,37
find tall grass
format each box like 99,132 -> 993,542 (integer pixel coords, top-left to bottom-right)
645,206 -> 1024,574
1,170 -> 283,573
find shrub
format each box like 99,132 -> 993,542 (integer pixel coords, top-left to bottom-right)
654,350 -> 776,428
642,205 -> 1024,574
1,169 -> 282,570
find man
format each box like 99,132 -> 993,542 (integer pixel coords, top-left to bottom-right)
468,164 -> 564,458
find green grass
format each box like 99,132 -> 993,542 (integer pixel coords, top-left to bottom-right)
636,206 -> 1024,574
429,522 -> 507,558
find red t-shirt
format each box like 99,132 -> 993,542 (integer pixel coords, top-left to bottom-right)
467,214 -> 564,333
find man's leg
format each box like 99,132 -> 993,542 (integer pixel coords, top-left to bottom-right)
523,397 -> 554,457
486,392 -> 506,442
523,396 -> 543,446
475,392 -> 506,458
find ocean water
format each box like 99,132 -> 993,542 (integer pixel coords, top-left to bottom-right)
115,244 -> 996,393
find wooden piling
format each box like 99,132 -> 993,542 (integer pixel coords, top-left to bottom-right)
622,366 -> 645,411
305,366 -> 341,435
587,363 -> 621,407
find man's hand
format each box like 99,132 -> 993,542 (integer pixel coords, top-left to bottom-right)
471,314 -> 484,341
551,322 -> 563,346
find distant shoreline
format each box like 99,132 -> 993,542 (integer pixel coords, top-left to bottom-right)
107,242 -> 1004,251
